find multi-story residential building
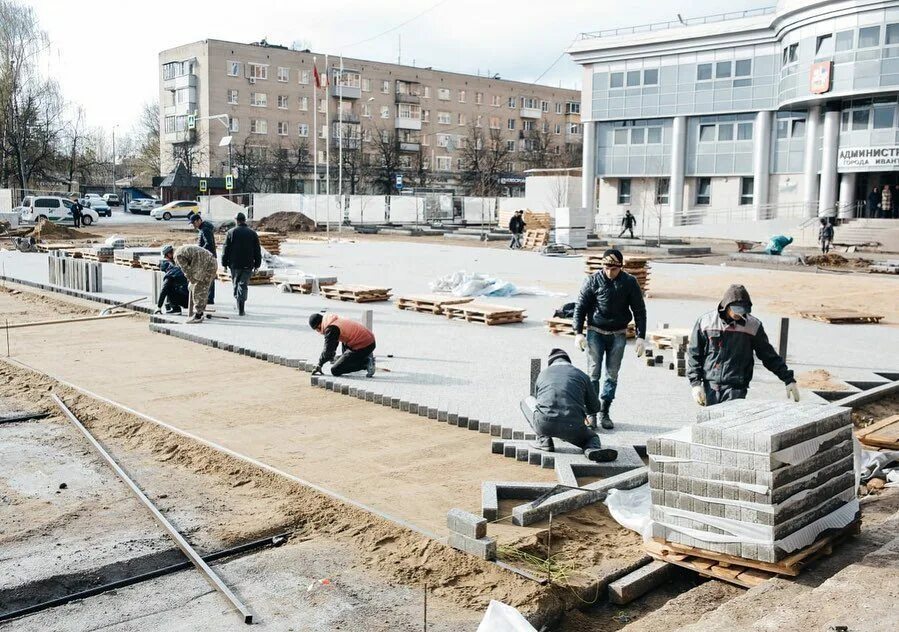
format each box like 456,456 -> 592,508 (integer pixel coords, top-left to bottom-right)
569,0 -> 899,227
158,39 -> 581,194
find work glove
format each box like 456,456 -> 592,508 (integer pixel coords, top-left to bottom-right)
311,365 -> 324,376
635,338 -> 646,357
153,308 -> 162,315
786,382 -> 800,402
691,385 -> 707,406
574,334 -> 587,352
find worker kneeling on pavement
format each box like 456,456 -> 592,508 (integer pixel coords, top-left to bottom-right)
687,284 -> 800,406
309,312 -> 376,377
174,244 -> 218,324
154,245 -> 189,315
520,349 -> 618,463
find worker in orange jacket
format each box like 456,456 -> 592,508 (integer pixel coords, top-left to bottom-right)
309,312 -> 376,377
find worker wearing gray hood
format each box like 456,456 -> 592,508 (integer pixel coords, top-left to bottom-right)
686,284 -> 799,406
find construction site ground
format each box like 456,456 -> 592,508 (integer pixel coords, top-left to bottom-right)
1,224 -> 898,630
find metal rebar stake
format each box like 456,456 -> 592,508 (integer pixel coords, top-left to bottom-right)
423,583 -> 428,632
547,511 -> 553,586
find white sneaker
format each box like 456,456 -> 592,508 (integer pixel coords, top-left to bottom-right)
186,313 -> 203,324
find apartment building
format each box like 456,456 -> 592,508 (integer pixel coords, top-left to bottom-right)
569,0 -> 899,226
158,39 -> 581,194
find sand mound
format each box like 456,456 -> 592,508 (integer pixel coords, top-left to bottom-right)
28,218 -> 98,241
806,253 -> 870,268
252,211 -> 316,234
796,369 -> 845,391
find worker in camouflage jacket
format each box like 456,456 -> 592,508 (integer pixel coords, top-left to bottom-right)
189,212 -> 217,305
174,244 -> 218,324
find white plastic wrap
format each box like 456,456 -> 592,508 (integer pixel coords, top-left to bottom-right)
476,600 -> 537,632
604,484 -> 653,540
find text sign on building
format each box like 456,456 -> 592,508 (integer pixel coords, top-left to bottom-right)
810,61 -> 832,94
837,146 -> 899,170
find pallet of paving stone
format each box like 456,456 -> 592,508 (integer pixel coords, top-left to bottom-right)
77,247 -> 114,263
258,232 -> 284,255
113,248 -> 162,268
868,264 -> 899,275
138,256 -> 162,270
523,229 -> 549,250
396,294 -> 474,314
797,309 -> 884,324
216,268 -> 275,285
443,302 -> 526,325
585,255 -> 652,291
646,517 -> 860,588
270,275 -> 337,294
35,243 -> 79,254
647,328 -> 690,350
855,414 -> 899,450
321,284 -> 392,303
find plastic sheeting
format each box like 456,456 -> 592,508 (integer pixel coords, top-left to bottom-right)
476,600 -> 537,632
605,484 -> 653,540
429,271 -> 562,298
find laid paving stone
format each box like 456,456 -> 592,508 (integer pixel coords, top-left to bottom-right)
446,508 -> 486,539
448,532 -> 496,560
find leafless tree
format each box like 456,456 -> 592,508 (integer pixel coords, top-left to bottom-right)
231,137 -> 269,193
459,123 -> 512,196
331,123 -> 365,194
132,100 -> 160,182
367,122 -> 401,194
520,128 -> 558,170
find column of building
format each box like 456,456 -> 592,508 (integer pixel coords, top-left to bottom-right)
802,104 -> 821,216
668,115 -> 687,225
752,110 -> 772,220
818,102 -> 841,217
580,67 -> 597,232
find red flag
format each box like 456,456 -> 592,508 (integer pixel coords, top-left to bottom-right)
313,65 -> 322,89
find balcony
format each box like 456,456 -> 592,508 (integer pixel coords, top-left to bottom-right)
395,93 -> 421,104
331,137 -> 361,149
398,142 -> 421,152
163,73 -> 197,91
333,85 -> 361,99
519,107 -> 542,119
395,117 -> 422,130
163,130 -> 194,144
334,112 -> 360,124
164,101 -> 196,117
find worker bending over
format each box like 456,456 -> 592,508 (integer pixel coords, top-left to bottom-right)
189,212 -> 217,305
154,245 -> 189,314
687,284 -> 799,406
520,349 -> 618,462
309,312 -> 376,377
174,244 -> 218,324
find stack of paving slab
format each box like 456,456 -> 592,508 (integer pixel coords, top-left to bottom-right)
446,508 -> 496,560
648,400 -> 858,563
113,248 -> 161,268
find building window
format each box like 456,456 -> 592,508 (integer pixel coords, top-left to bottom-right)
435,155 -> 452,171
740,177 -> 754,205
643,68 -> 658,85
438,111 -> 451,124
423,109 -> 430,122
229,117 -> 239,133
696,178 -> 711,205
617,179 -> 631,205
699,124 -> 716,142
250,92 -> 267,107
318,150 -> 326,164
475,115 -> 482,127
299,96 -> 308,111
250,119 -> 267,134
277,67 -> 288,82
398,103 -> 421,120
613,128 -> 628,144
554,123 -> 562,134
887,24 -> 899,46
716,61 -> 732,78
656,178 -> 670,205
858,26 -> 880,48
630,128 -> 645,144
507,118 -> 515,130
361,103 -> 371,117
696,63 -> 712,81
506,139 -> 516,152
436,134 -> 450,148
852,109 -> 870,130
873,104 -> 896,129
718,123 -> 734,141
227,61 -> 241,77
423,86 -> 431,98
320,125 -> 328,139
555,102 -> 563,114
298,123 -> 308,137
438,88 -> 450,100
336,71 -> 360,89
277,95 -> 288,109
458,90 -> 466,103
647,127 -> 662,143
567,102 -> 581,115
248,63 -> 268,80
227,89 -> 239,105
816,34 -> 834,57
475,92 -> 483,105
489,116 -> 500,129
791,119 -> 806,138
734,59 -> 751,77
626,70 -> 640,86
541,100 -> 549,112
318,98 -> 326,113
361,78 -> 371,92
835,30 -> 854,52
610,71 -> 624,88
457,113 -> 466,125
491,94 -> 500,106
277,121 -> 288,136
298,69 -> 310,84
737,122 -> 753,140
523,120 -> 534,132
508,96 -> 516,108
381,80 -> 390,94
381,105 -> 390,119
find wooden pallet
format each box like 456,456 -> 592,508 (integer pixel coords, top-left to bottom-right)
396,294 -> 474,314
798,309 -> 884,324
523,229 -> 550,250
498,209 -> 552,231
647,328 -> 691,350
79,252 -> 113,263
585,255 -> 652,292
856,414 -> 899,449
271,279 -> 337,294
443,302 -> 526,325
868,264 -> 899,275
36,243 -> 79,253
216,269 -> 275,285
321,284 -> 392,303
258,232 -> 284,255
138,257 -> 162,271
646,518 -> 861,589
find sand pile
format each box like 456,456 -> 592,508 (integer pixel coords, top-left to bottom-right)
252,211 -> 316,234
797,368 -> 845,391
28,218 -> 98,241
806,253 -> 871,268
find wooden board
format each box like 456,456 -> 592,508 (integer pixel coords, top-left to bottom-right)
798,309 -> 884,324
216,269 -> 275,286
396,294 -> 474,314
856,414 -> 899,449
321,284 -> 392,303
647,328 -> 691,349
523,229 -> 549,250
443,302 -> 526,325
271,279 -> 337,294
498,209 -> 552,231
544,317 -> 575,336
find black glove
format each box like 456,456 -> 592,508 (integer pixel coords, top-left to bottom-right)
311,365 -> 324,376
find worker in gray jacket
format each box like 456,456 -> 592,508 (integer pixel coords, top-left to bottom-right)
687,284 -> 799,406
519,348 -> 618,463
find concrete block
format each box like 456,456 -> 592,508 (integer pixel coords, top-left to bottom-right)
409,403 -> 419,414
391,397 -> 401,409
447,413 -> 458,424
400,400 -> 410,412
428,407 -> 438,419
468,418 -> 480,431
490,424 -> 502,437
481,482 -> 499,521
340,384 -> 350,395
501,427 -> 513,440
479,421 -> 491,433
448,532 -> 496,560
512,430 -> 524,440
491,440 -> 504,455
608,560 -> 671,605
457,415 -> 468,428
446,508 -> 487,539
437,410 -> 448,422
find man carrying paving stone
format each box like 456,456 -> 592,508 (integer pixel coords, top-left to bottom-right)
687,284 -> 800,406
220,212 -> 261,316
573,248 -> 647,430
520,348 -> 618,462
174,244 -> 218,324
189,212 -> 217,305
309,312 -> 376,377
154,245 -> 189,315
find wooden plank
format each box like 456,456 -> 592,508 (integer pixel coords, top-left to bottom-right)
735,568 -> 771,587
798,309 -> 884,324
855,414 -> 899,440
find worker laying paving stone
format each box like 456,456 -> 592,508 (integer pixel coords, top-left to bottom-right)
309,312 -> 377,377
520,348 -> 618,463
174,244 -> 217,324
153,245 -> 188,315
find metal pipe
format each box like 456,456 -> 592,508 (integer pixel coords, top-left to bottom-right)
50,394 -> 255,624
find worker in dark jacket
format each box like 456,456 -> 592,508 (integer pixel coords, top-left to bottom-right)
70,195 -> 83,228
818,218 -> 834,254
309,312 -> 376,377
508,209 -> 526,249
867,187 -> 880,218
618,210 -> 636,239
154,245 -> 189,314
221,212 -> 261,316
573,249 -> 646,430
687,284 -> 799,406
520,349 -> 618,462
190,212 -> 217,305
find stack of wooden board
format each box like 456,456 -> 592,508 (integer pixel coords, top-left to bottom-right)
258,232 -> 284,255
523,229 -> 550,250
271,273 -> 338,294
585,255 -> 652,292
35,243 -> 77,254
544,317 -> 635,339
396,294 -> 474,314
443,302 -> 526,326
498,209 -> 552,231
798,309 -> 884,324
216,268 -> 275,285
856,415 -> 899,450
321,284 -> 392,303
77,246 -> 114,262
868,259 -> 899,275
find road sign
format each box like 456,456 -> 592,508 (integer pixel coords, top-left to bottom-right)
225,175 -> 234,190
187,114 -> 196,130
395,174 -> 403,190
199,179 -> 207,193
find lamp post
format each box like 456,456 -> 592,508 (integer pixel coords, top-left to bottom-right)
111,124 -> 119,197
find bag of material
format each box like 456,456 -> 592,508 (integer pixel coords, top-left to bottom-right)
476,600 -> 537,632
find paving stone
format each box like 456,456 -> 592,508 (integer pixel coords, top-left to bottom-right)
501,427 -> 513,440
448,532 -> 496,560
608,561 -> 671,605
468,418 -> 480,431
446,508 -> 486,539
479,421 -> 491,433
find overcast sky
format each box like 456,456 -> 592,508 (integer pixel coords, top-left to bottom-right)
29,0 -> 771,137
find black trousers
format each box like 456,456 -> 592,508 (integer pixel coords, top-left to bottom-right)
618,227 -> 634,238
157,281 -> 189,310
519,396 -> 602,450
703,382 -> 748,406
330,342 -> 376,376
72,213 -> 82,228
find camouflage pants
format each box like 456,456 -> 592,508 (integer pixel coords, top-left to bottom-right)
188,259 -> 217,314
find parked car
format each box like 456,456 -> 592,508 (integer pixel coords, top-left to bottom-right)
103,193 -> 120,206
128,198 -> 162,214
19,196 -> 100,226
90,199 -> 112,217
82,193 -> 103,207
151,200 -> 200,221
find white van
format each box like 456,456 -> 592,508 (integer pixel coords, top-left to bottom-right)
19,196 -> 100,226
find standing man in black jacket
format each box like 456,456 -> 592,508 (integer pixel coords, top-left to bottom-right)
573,249 -> 647,430
221,212 -> 261,316
190,212 -> 217,305
687,284 -> 799,406
508,209 -> 526,249
618,210 -> 637,239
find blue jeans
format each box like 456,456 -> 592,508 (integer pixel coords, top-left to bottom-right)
586,330 -> 627,403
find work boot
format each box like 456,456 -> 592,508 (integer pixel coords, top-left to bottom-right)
186,312 -> 203,324
600,400 -> 614,430
164,305 -> 182,315
366,355 -> 376,378
585,447 -> 618,462
529,436 -> 555,452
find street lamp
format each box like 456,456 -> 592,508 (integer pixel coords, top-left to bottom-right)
111,124 -> 119,198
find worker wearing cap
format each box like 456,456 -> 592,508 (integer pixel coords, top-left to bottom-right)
308,312 -> 376,377
687,284 -> 799,406
573,248 -> 647,430
154,245 -> 189,315
189,212 -> 217,305
174,244 -> 217,324
220,212 -> 261,316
